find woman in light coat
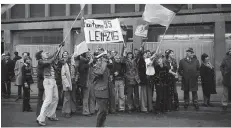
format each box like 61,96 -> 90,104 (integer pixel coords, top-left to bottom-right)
61,51 -> 74,118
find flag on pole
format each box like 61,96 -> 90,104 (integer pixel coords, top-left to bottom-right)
135,24 -> 149,37
142,4 -> 184,27
1,4 -> 15,14
80,4 -> 85,10
73,41 -> 88,57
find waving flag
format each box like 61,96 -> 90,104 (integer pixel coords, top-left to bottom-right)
135,24 -> 149,37
73,41 -> 88,57
80,4 -> 85,10
143,4 -> 184,27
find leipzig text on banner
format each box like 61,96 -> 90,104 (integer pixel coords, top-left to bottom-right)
84,19 -> 124,43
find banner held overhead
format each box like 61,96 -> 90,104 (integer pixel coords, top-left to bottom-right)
84,19 -> 124,43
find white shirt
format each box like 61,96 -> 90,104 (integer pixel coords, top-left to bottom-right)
145,58 -> 155,76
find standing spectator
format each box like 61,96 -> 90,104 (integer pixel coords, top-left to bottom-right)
93,53 -> 110,127
79,52 -> 92,116
178,48 -> 200,110
14,52 -> 28,101
13,51 -> 22,65
220,48 -> 231,111
61,51 -> 74,118
134,47 -> 147,113
112,55 -> 126,112
35,50 -> 45,117
54,55 -> 64,110
1,52 -> 14,98
154,54 -> 169,114
36,46 -> 62,126
165,49 -> 179,111
123,49 -> 140,113
22,57 -> 34,112
200,53 -> 217,107
144,50 -> 156,113
107,51 -> 117,114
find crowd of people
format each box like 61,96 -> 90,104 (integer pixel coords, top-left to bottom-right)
1,43 -> 231,127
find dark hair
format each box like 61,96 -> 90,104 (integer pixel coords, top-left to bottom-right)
35,50 -> 43,60
22,52 -> 28,56
145,50 -> 151,54
127,52 -> 134,59
165,49 -> 173,59
14,52 -> 18,55
62,51 -> 69,58
27,52 -> 30,56
201,53 -> 209,62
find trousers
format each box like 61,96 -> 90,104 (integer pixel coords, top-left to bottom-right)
82,86 -> 95,115
127,84 -> 139,110
36,88 -> 44,117
62,91 -> 76,114
2,81 -> 11,96
96,98 -> 108,127
184,91 -> 198,105
37,78 -> 58,122
22,85 -> 31,111
221,85 -> 229,106
115,79 -> 125,111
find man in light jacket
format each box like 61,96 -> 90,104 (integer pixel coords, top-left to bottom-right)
14,52 -> 28,101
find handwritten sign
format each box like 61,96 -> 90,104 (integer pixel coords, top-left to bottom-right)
84,19 -> 124,43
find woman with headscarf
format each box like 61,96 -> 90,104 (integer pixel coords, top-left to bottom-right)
200,53 -> 216,107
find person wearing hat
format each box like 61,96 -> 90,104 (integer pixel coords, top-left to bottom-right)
164,49 -> 179,111
93,52 -> 110,127
220,48 -> 231,111
1,52 -> 14,98
178,48 -> 200,110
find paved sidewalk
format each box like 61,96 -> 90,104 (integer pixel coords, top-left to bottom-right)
6,82 -> 224,102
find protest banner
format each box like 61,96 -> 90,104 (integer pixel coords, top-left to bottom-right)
135,24 -> 149,37
84,18 -> 124,43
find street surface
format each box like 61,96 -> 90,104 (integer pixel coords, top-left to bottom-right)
1,101 -> 231,127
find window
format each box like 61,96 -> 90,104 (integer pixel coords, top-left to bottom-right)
50,4 -> 66,16
222,4 -> 231,8
13,29 -> 63,44
30,4 -> 45,18
11,4 -> 25,19
193,4 -> 217,9
115,4 -> 135,13
70,4 -> 88,15
139,4 -> 145,12
92,4 -> 110,14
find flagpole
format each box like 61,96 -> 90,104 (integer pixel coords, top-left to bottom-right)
155,14 -> 175,54
62,6 -> 85,44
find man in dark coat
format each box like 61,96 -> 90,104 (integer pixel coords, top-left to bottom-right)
220,48 -> 231,111
93,53 -> 110,127
1,52 -> 15,98
178,48 -> 200,110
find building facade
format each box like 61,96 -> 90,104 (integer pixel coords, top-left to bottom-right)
1,4 -> 231,85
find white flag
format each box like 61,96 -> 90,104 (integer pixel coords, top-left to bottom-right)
74,41 -> 88,57
142,4 -> 175,27
135,24 -> 148,37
